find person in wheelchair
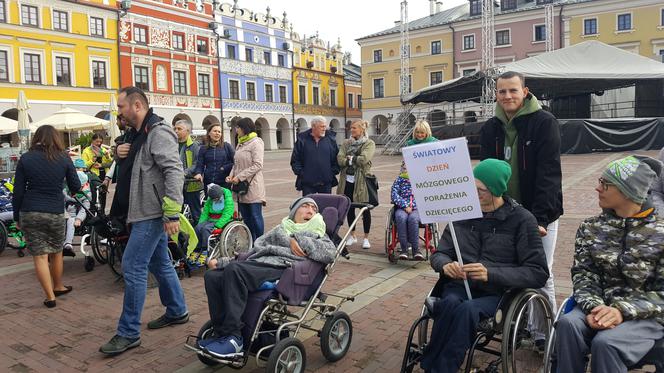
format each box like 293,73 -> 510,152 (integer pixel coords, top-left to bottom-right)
422,159 -> 549,373
194,183 -> 234,252
62,158 -> 93,257
390,162 -> 424,260
554,156 -> 664,373
201,197 -> 336,359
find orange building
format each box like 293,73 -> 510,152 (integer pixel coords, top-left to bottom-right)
118,0 -> 220,130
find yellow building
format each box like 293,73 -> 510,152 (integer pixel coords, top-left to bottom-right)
292,32 -> 346,144
0,0 -> 119,129
356,4 -> 463,136
564,0 -> 664,59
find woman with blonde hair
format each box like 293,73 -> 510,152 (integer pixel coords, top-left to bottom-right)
406,119 -> 437,146
337,120 -> 375,249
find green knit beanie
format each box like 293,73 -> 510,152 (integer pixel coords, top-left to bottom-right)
473,159 -> 512,197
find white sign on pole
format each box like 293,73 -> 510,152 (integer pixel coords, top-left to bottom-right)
402,137 -> 482,224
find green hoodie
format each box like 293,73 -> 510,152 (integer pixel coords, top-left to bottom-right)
494,93 -> 542,203
406,136 -> 437,147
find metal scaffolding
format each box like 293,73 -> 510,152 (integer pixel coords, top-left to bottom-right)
544,4 -> 554,52
480,0 -> 496,120
399,0 -> 410,99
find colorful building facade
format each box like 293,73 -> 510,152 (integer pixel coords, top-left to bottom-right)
343,58 -> 362,138
0,0 -> 119,127
292,32 -> 346,144
215,2 -> 293,150
118,0 -> 220,131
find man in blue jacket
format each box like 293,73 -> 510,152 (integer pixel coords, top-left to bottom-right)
290,116 -> 340,196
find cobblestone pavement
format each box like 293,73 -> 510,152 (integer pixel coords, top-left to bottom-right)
0,149 -> 658,373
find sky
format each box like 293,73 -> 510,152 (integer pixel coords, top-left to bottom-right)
229,0 -> 468,64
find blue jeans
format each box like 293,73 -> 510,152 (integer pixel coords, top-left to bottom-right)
421,285 -> 500,373
117,218 -> 188,339
394,208 -> 420,253
184,190 -> 202,223
238,202 -> 264,242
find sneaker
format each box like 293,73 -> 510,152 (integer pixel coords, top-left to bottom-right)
345,236 -> 357,247
62,244 -> 76,257
147,313 -> 189,329
99,335 -> 141,356
414,252 -> 425,261
399,252 -> 408,260
362,238 -> 371,249
197,333 -> 219,349
204,336 -> 244,359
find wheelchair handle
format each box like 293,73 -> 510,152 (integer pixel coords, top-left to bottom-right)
350,202 -> 375,210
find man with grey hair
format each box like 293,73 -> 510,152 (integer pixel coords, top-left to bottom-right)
174,119 -> 203,222
290,116 -> 340,196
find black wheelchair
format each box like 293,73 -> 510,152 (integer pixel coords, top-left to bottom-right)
543,296 -> 664,373
401,277 -> 553,373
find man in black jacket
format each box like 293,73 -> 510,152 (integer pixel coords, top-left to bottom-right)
421,159 -> 548,373
290,116 -> 340,196
479,71 -> 562,348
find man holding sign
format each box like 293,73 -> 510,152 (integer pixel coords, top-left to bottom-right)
420,159 -> 548,373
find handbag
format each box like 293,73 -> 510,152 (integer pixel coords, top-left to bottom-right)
365,174 -> 380,207
229,180 -> 250,195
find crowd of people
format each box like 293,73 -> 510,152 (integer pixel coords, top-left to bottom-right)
8,76 -> 664,372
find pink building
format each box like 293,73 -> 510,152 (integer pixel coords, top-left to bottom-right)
453,0 -> 565,77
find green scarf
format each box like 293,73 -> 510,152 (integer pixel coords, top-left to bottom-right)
406,136 -> 437,146
238,132 -> 257,144
399,172 -> 409,179
281,213 -> 326,238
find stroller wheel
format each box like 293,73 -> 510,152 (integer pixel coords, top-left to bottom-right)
84,256 -> 95,272
320,311 -> 353,362
196,320 -> 220,367
267,338 -> 306,373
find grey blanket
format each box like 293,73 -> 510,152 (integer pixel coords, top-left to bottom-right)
247,225 -> 336,267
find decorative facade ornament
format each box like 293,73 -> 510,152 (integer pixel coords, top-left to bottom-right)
294,104 -> 344,117
151,27 -> 170,49
219,59 -> 291,81
186,34 -> 196,53
223,99 -> 291,114
156,65 -> 167,90
119,20 -> 131,42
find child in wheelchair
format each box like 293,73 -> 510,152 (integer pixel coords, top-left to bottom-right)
63,158 -> 92,257
421,159 -> 548,373
390,162 -> 424,260
191,183 -> 234,263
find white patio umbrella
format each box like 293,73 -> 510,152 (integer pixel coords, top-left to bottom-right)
0,116 -> 18,135
30,107 -> 109,132
16,90 -> 30,152
107,94 -> 121,141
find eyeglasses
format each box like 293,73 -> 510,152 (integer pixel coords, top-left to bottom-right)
476,187 -> 491,195
598,177 -> 614,191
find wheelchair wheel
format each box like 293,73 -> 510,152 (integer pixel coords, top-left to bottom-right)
196,320 -> 220,367
90,229 -> 108,264
266,337 -> 306,373
320,311 -> 352,362
0,221 -> 7,255
108,240 -> 125,278
384,206 -> 397,263
501,289 -> 553,373
220,221 -> 252,257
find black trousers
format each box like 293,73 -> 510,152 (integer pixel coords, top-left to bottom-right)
204,261 -> 284,338
301,183 -> 332,196
344,181 -> 371,234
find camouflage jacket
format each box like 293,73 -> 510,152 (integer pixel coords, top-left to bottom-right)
572,206 -> 664,325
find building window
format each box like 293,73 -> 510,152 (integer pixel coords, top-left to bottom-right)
198,74 -> 210,96
197,38 -> 208,55
358,95 -> 362,109
246,82 -> 256,101
469,0 -> 481,16
55,56 -> 71,86
661,8 -> 664,26
463,68 -> 476,76
534,25 -> 546,42
659,49 -> 664,63
21,5 -> 38,26
617,13 -> 632,31
463,34 -> 475,50
92,60 -> 107,88
496,30 -> 511,46
330,89 -> 336,106
373,50 -> 382,62
584,18 -> 597,35
23,53 -> 41,83
173,70 -> 187,94
277,54 -> 285,67
53,10 -> 68,31
134,25 -> 148,45
502,0 -> 516,11
245,47 -> 253,62
312,87 -> 319,105
408,75 -> 412,93
229,80 -> 240,99
90,16 -> 104,37
0,0 -> 6,23
536,0 -> 553,4
226,44 -> 236,59
172,33 -> 184,50
298,85 -> 306,104
134,66 -> 149,91
263,51 -> 271,65
430,71 -> 443,85
373,78 -> 384,98
431,40 -> 441,55
0,50 -> 8,81
279,85 -> 287,103
347,93 -> 353,108
264,84 -> 273,102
